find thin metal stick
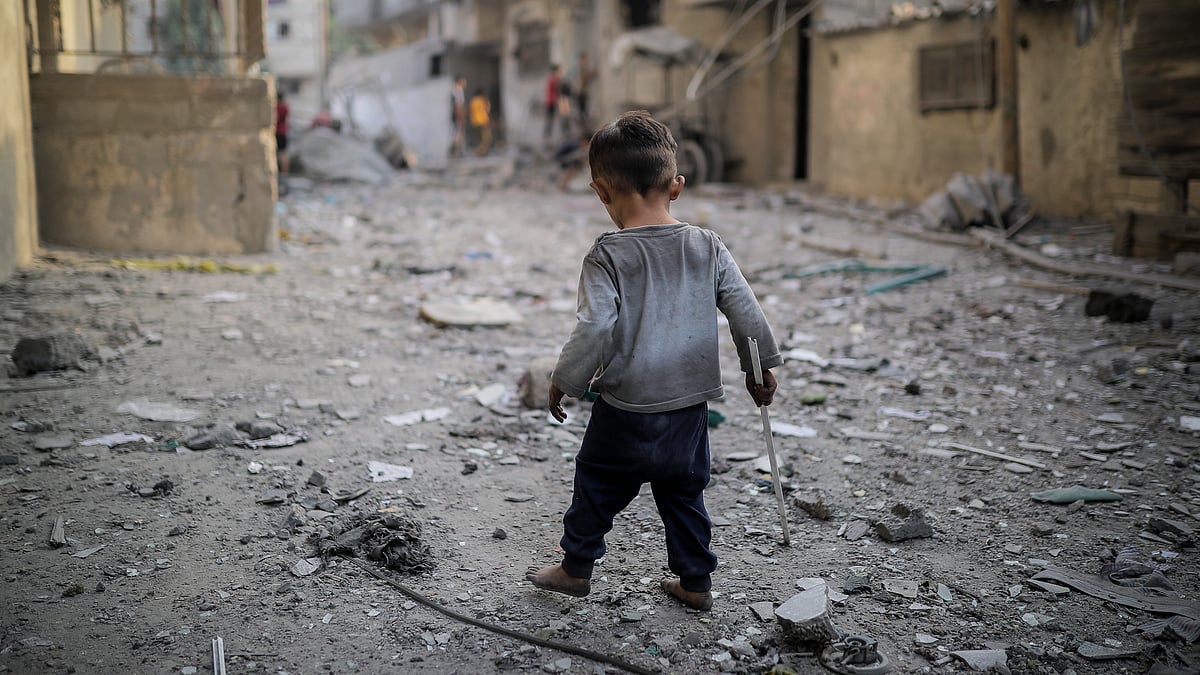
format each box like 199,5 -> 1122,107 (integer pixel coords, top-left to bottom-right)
211,636 -> 226,675
748,337 -> 791,546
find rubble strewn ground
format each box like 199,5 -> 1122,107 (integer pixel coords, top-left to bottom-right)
2,169 -> 1199,674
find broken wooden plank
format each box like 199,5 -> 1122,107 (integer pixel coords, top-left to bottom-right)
972,228 -> 1200,292
941,442 -> 1046,470
49,516 -> 66,548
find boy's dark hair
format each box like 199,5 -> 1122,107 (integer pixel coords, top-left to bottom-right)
588,111 -> 677,196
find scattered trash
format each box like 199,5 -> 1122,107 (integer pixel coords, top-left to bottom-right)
11,333 -> 93,375
1085,289 -> 1154,323
80,432 -> 154,448
1031,487 -> 1122,504
116,399 -> 202,423
314,512 -> 433,573
419,299 -> 523,327
820,634 -> 893,675
110,257 -> 278,274
368,461 -> 414,482
239,430 -> 309,449
383,408 -> 451,426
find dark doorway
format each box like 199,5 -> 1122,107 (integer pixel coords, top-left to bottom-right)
794,14 -> 811,179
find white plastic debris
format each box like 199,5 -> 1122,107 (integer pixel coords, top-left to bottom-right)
382,408 -> 451,426
772,422 -> 818,438
80,432 -> 154,448
368,461 -> 414,482
1180,416 -> 1200,432
116,400 -> 202,423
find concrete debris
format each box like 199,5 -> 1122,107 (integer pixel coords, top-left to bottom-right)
374,127 -> 418,169
292,128 -> 396,184
239,430 -> 309,449
33,434 -> 74,451
419,299 -> 523,327
920,170 -> 1021,232
950,649 -> 1009,672
1030,486 -> 1122,503
518,356 -> 559,409
11,333 -> 93,375
772,422 -> 818,438
382,408 -> 451,426
1181,416 -> 1200,432
874,504 -> 933,542
775,582 -> 839,645
1077,640 -> 1138,660
237,420 -> 285,440
749,600 -> 775,621
49,515 -> 67,548
116,399 -> 202,423
882,578 -> 918,599
793,492 -> 831,520
290,557 -> 322,577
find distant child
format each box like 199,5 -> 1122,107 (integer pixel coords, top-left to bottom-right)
450,75 -> 467,157
469,88 -> 492,156
552,130 -> 591,191
526,111 -> 781,611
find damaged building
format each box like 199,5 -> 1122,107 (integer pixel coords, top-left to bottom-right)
1,0 -> 277,282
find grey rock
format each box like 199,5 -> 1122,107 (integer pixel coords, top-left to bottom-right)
33,434 -> 74,451
1077,641 -> 1138,661
843,568 -> 871,594
874,504 -> 933,542
281,504 -> 308,532
842,520 -> 870,541
1148,517 -> 1193,538
749,600 -> 775,621
12,333 -> 93,375
0,455 -> 17,465
620,611 -> 643,623
306,470 -> 327,487
492,528 -> 507,540
237,420 -> 285,440
775,582 -> 838,645
290,557 -> 321,577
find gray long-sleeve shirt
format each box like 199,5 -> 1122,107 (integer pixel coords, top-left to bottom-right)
551,223 -> 781,413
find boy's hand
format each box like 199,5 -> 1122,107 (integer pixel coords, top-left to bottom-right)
548,383 -> 567,422
746,369 -> 777,407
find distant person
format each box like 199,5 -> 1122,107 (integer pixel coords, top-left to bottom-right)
574,52 -> 596,123
451,75 -> 467,157
553,129 -> 591,191
525,111 -> 781,612
543,64 -> 563,142
275,92 -> 290,177
469,88 -> 492,156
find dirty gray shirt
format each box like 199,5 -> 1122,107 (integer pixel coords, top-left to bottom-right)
552,223 -> 782,413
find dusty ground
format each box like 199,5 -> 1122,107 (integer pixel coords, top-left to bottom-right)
2,167 -> 1199,675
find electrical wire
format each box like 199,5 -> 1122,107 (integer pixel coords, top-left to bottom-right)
340,556 -> 659,675
685,0 -> 776,100
1117,0 -> 1199,215
664,0 -> 824,121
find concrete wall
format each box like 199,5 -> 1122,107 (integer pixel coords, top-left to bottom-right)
30,74 -> 277,255
328,39 -> 453,169
808,1 -> 1165,220
0,3 -> 39,282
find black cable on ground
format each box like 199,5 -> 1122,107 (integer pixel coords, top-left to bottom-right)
339,555 -> 659,675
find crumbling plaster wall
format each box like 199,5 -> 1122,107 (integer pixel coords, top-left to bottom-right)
29,74 -> 276,255
0,3 -> 39,282
808,17 -> 1002,205
809,1 -> 1172,220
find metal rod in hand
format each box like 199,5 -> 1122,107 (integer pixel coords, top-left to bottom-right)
748,337 -> 791,546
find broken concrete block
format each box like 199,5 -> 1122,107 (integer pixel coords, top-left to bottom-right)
281,504 -> 308,532
774,582 -> 839,645
11,334 -> 93,375
793,492 -> 831,520
874,504 -> 933,542
951,649 -> 1008,672
749,601 -> 775,621
184,424 -> 247,450
519,356 -> 560,409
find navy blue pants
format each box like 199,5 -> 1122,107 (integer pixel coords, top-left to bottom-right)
559,398 -> 717,593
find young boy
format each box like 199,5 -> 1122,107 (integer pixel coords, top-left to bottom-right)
469,88 -> 492,156
526,111 -> 781,611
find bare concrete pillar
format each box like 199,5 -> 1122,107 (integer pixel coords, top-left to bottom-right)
34,0 -> 59,73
